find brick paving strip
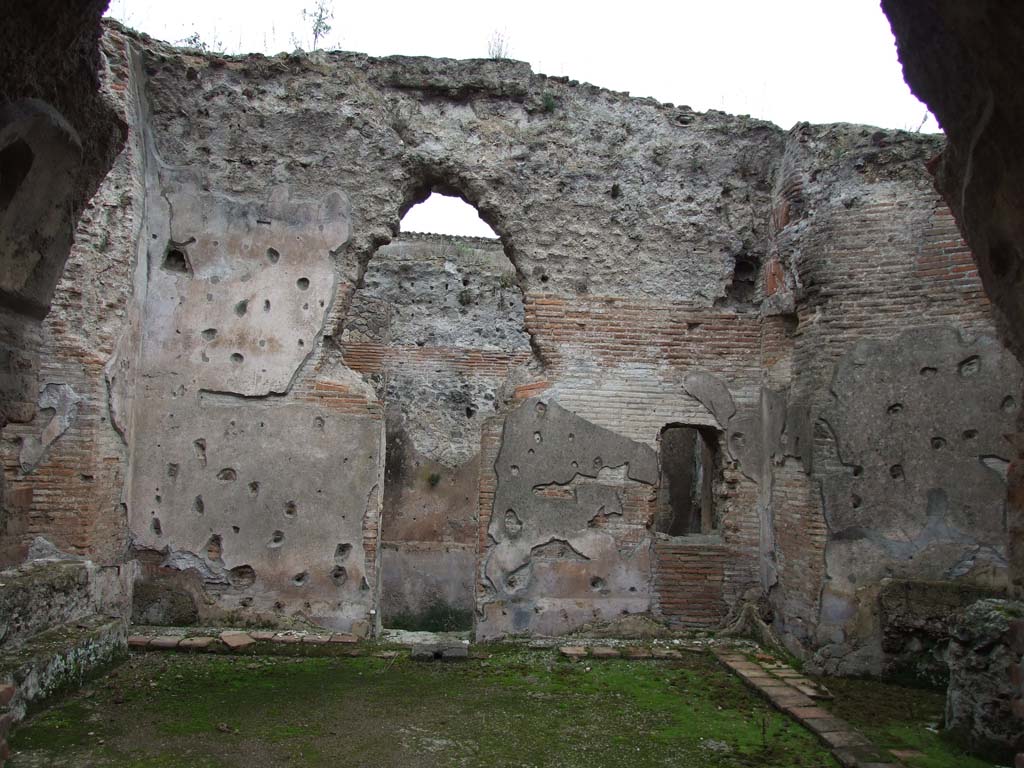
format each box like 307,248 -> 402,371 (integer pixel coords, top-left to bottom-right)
713,651 -> 905,768
556,645 -> 907,767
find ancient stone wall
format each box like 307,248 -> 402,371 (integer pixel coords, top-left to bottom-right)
3,21 -> 1017,660
343,233 -> 532,628
766,123 -> 1020,674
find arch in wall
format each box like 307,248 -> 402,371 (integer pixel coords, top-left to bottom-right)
343,191 -> 535,631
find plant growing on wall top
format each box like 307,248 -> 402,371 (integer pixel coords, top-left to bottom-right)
303,0 -> 334,50
487,29 -> 510,60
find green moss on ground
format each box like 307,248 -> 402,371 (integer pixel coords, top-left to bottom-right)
819,676 -> 998,768
8,648 -> 838,768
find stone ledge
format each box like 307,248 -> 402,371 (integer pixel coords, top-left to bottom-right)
126,628 -> 372,657
0,615 -> 127,721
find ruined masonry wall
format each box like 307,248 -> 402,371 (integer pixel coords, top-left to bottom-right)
1,23 -> 1018,661
767,124 -> 1020,675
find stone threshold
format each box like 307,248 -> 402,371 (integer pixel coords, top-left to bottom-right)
129,629 -> 363,654
714,650 -> 905,768
557,644 -> 698,660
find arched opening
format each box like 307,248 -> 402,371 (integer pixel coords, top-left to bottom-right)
400,192 -> 499,239
343,189 -> 530,634
654,424 -> 721,536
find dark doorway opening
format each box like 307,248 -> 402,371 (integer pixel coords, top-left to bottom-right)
655,425 -> 718,536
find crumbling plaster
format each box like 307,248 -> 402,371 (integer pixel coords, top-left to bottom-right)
1,18 -> 1018,662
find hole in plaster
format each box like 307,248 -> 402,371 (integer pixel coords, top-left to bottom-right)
192,495 -> 204,515
1002,396 -> 1017,412
314,416 -> 325,430
590,576 -> 606,591
728,254 -> 759,302
151,517 -> 162,535
536,402 -> 547,415
268,530 -> 285,548
230,353 -> 244,364
264,299 -> 271,312
167,463 -> 179,478
568,433 -> 574,442
284,500 -> 297,518
958,356 -> 981,377
465,406 -> 475,418
931,436 -> 946,449
298,339 -> 304,347
504,509 -> 523,537
193,438 -> 207,466
330,566 -> 348,586
249,480 -> 259,496
852,465 -> 863,477
296,277 -> 310,291
571,461 -> 578,469
162,246 -> 191,275
207,534 -> 223,560
217,468 -> 237,482
963,429 -> 979,440
593,456 -> 603,468
228,565 -> 255,587
527,448 -> 535,456
889,464 -> 905,480
334,543 -> 352,563
0,139 -> 34,211
201,328 -> 217,341
360,577 -> 370,591
887,404 -> 904,415
852,494 -> 862,509
920,366 -> 938,376
292,571 -> 309,586
510,465 -> 519,476
266,247 -> 280,264
533,431 -> 542,444
234,300 -> 248,317
232,525 -> 240,534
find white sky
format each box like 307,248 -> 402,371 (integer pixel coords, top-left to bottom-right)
105,0 -> 938,238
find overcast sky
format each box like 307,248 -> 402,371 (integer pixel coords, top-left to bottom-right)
105,0 -> 937,237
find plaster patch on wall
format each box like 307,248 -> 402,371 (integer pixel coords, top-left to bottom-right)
812,326 -> 1022,672
19,383 -> 82,472
478,398 -> 658,639
143,187 -> 348,397
129,402 -> 382,631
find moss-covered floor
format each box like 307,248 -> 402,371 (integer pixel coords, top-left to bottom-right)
818,676 -> 999,768
9,647 -> 838,768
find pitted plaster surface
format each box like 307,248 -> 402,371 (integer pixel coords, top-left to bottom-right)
812,326 -> 1022,670
479,398 -> 658,639
143,187 -> 345,397
130,401 -> 381,630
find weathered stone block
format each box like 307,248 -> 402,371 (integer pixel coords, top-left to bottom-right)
945,599 -> 1024,761
218,631 -> 255,651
